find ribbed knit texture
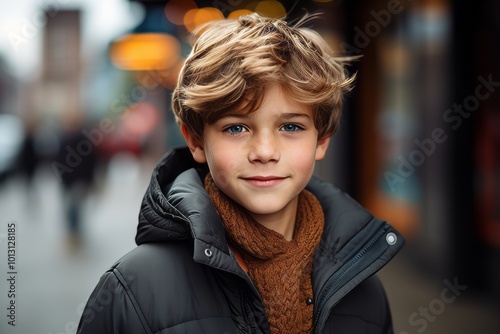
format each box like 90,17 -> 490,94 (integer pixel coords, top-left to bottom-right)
205,174 -> 324,334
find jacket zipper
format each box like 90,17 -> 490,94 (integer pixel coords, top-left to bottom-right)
312,227 -> 387,329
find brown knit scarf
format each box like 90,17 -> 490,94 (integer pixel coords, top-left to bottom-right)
205,174 -> 324,334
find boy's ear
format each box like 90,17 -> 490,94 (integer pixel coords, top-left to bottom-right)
315,136 -> 331,161
181,124 -> 207,163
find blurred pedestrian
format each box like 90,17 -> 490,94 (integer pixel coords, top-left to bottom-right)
55,113 -> 97,250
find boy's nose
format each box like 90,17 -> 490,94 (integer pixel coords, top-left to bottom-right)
248,132 -> 280,164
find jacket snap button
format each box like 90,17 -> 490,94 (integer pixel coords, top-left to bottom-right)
204,248 -> 213,257
386,232 -> 397,245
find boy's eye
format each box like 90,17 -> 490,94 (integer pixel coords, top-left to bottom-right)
224,125 -> 247,134
280,123 -> 303,132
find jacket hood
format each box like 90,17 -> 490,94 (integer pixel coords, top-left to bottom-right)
136,147 -> 238,258
136,148 -> 209,245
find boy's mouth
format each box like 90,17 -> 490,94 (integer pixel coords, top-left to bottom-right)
242,176 -> 286,187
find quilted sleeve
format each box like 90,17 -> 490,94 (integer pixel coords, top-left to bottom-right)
77,268 -> 152,334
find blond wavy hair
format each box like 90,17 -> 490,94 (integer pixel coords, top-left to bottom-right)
172,13 -> 355,141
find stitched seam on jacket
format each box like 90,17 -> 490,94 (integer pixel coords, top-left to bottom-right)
113,268 -> 154,334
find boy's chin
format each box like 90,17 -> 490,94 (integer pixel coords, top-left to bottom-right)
237,198 -> 298,218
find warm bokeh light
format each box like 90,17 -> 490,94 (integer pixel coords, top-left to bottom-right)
183,7 -> 224,33
183,8 -> 199,32
251,1 -> 286,18
164,0 -> 198,26
110,33 -> 181,71
228,9 -> 254,20
136,58 -> 185,90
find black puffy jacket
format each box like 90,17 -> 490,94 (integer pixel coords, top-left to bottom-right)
77,148 -> 404,334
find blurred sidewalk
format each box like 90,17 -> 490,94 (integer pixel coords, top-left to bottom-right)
0,154 -> 152,334
0,154 -> 499,334
379,247 -> 500,334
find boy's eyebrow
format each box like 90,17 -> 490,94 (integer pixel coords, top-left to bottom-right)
219,113 -> 250,119
279,112 -> 312,121
220,112 -> 312,121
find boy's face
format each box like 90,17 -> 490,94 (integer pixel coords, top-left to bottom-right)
183,84 -> 330,225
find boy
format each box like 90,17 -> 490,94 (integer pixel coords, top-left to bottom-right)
77,13 -> 403,334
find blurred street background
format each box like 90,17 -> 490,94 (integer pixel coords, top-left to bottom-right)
0,0 -> 499,333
